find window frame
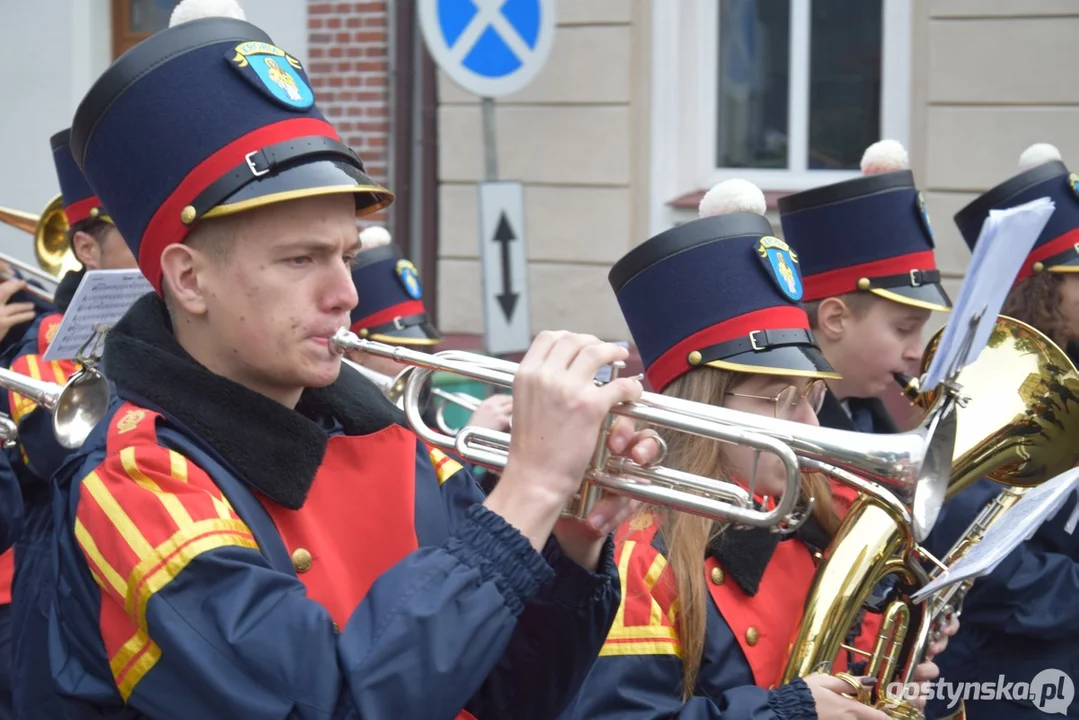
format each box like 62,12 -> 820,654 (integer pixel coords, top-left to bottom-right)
649,0 -> 912,233
111,0 -> 179,59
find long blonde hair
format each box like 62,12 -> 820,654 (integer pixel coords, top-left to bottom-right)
655,366 -> 839,698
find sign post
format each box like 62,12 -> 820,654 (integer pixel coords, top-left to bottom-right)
418,0 -> 555,354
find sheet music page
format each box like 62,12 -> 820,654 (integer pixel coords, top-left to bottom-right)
42,269 -> 153,362
921,197 -> 1055,390
912,467 -> 1079,602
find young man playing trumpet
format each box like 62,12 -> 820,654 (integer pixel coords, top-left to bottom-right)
40,2 -> 658,717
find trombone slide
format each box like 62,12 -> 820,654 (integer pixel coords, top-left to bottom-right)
0,250 -> 59,303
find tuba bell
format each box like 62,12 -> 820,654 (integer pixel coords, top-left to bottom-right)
780,315 -> 1079,717
904,315 -> 1079,496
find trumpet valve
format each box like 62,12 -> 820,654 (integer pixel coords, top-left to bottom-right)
562,361 -> 626,521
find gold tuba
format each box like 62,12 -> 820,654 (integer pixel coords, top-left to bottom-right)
780,315 -> 1079,718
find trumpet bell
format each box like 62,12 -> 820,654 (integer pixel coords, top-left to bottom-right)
53,368 -> 111,450
916,315 -> 1079,497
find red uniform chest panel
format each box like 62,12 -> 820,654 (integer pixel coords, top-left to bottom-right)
706,540 -> 839,688
37,313 -> 64,356
0,549 -> 12,603
260,426 -> 419,628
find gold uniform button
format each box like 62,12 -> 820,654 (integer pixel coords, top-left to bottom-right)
710,566 -> 725,585
291,548 -> 313,573
745,627 -> 759,646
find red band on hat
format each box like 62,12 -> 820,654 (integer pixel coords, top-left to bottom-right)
1018,228 -> 1079,282
64,196 -> 105,226
141,117 -> 341,293
646,306 -> 811,392
801,250 -> 938,302
350,299 -> 427,334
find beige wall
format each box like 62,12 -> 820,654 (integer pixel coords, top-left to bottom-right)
436,0 -> 1079,343
436,0 -> 649,341
910,0 -> 1079,333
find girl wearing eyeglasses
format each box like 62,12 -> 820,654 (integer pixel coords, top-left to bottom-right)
560,181 -> 934,720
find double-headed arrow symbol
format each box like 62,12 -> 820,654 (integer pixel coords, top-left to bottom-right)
493,212 -> 518,322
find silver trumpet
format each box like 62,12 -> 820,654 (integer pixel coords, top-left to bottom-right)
332,328 -> 958,531
0,366 -> 110,449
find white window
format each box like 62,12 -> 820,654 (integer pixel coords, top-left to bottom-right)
649,0 -> 912,232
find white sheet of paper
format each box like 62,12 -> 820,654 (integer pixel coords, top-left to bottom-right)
42,269 -> 153,362
911,467 -> 1079,603
921,197 -> 1056,390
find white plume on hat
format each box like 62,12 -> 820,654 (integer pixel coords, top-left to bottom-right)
1018,143 -> 1063,172
359,226 -> 392,248
170,0 -> 246,27
698,179 -> 767,218
860,139 -> 909,175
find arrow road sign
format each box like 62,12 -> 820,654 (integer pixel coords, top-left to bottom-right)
418,0 -> 556,98
478,181 -> 531,354
493,213 -> 518,321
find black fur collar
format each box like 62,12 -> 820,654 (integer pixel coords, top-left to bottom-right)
55,268 -> 85,313
705,511 -> 830,597
104,293 -> 404,509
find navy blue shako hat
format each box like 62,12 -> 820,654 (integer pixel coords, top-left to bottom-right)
68,5 -> 393,293
50,129 -> 111,228
779,140 -> 950,313
955,143 -> 1079,282
349,241 -> 441,346
610,180 -> 839,392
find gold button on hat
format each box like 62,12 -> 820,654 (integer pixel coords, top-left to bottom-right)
291,548 -> 313,573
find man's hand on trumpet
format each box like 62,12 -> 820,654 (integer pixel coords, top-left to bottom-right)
468,393 -> 513,433
0,274 -> 36,344
483,331 -> 661,571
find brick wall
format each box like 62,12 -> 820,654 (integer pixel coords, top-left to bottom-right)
306,1 -> 392,227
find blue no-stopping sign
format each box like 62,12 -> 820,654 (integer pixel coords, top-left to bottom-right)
419,0 -> 556,98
